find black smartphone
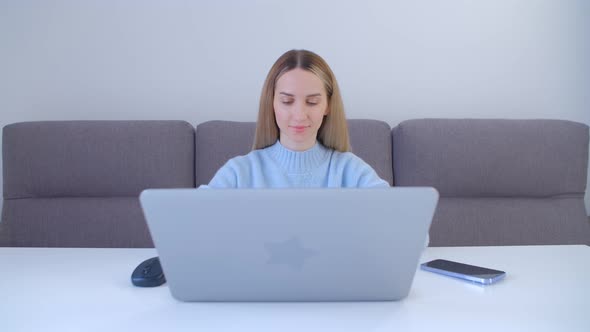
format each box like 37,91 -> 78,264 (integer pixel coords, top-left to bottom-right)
421,259 -> 506,285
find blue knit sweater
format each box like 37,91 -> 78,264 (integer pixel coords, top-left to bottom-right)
203,141 -> 430,246
206,140 -> 389,188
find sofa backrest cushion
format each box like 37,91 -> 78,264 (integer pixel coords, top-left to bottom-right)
196,119 -> 393,185
1,121 -> 195,247
392,119 -> 588,196
392,119 -> 590,246
3,121 -> 195,198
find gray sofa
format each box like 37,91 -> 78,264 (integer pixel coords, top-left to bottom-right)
1,119 -> 588,247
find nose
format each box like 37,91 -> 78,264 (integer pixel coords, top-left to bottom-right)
292,102 -> 308,120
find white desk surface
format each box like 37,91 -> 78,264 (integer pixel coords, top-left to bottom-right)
1,245 -> 588,332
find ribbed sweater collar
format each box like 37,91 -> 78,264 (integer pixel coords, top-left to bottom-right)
267,140 -> 331,174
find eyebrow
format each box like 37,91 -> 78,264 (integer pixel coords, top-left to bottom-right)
278,92 -> 322,97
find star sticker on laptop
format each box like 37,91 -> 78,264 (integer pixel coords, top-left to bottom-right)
265,236 -> 317,269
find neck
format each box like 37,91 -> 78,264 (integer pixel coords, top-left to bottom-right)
267,140 -> 330,173
279,138 -> 316,152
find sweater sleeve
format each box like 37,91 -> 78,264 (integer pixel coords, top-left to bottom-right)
206,159 -> 239,188
357,164 -> 390,188
343,154 -> 390,188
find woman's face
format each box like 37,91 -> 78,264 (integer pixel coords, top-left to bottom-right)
273,68 -> 329,151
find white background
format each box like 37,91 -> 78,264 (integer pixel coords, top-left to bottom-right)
1,0 -> 589,214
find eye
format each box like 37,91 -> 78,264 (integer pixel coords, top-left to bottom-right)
281,100 -> 293,105
307,100 -> 319,106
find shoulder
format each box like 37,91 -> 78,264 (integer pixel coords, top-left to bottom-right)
329,150 -> 389,188
218,146 -> 268,163
208,150 -> 267,188
328,150 -> 377,178
330,150 -> 370,168
217,147 -> 276,175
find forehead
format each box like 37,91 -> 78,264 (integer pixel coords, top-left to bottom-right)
275,68 -> 325,95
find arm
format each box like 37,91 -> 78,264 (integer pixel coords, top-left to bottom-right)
205,160 -> 239,188
356,164 -> 390,188
342,153 -> 390,188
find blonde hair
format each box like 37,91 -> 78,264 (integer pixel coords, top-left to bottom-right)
252,49 -> 350,152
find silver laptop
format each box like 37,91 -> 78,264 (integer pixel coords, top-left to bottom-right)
139,187 -> 438,302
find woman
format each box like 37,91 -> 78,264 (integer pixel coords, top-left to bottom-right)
207,49 -> 389,188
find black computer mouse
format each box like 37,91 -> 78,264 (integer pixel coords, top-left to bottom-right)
131,256 -> 166,287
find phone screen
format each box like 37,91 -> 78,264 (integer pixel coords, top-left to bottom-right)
421,259 -> 506,284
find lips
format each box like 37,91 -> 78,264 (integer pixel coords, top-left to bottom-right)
290,125 -> 309,133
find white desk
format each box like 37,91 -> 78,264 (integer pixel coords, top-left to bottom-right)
1,245 -> 588,332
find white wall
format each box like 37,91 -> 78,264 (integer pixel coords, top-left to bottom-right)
1,0 -> 589,213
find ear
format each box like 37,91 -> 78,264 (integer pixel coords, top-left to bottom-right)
324,105 -> 330,116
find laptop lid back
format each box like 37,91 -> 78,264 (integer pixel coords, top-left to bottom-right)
140,187 -> 438,301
